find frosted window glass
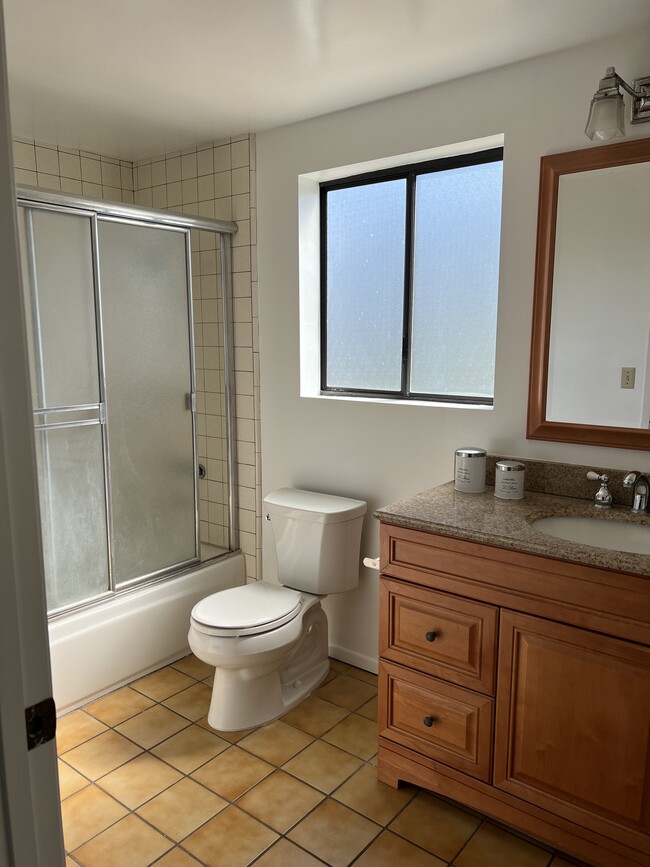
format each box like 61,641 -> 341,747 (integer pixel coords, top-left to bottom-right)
35,425 -> 109,612
325,180 -> 406,391
98,220 -> 197,585
410,161 -> 502,398
19,207 -> 99,409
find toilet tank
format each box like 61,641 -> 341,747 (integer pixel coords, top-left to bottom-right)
263,488 -> 367,594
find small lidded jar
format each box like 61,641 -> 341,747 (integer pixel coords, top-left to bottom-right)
454,447 -> 487,493
494,460 -> 525,499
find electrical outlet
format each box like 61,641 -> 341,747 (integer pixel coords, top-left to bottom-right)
621,367 -> 636,389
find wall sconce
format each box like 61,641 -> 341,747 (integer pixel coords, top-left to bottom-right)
585,67 -> 650,141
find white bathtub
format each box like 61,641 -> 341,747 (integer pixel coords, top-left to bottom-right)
48,552 -> 246,714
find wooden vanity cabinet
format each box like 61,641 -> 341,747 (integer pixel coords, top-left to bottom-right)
378,523 -> 650,867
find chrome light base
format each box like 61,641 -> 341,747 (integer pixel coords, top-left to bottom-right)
631,76 -> 650,125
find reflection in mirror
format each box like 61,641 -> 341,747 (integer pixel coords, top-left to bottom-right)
527,138 -> 650,450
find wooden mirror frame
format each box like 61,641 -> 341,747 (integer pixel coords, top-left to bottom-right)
527,137 -> 650,451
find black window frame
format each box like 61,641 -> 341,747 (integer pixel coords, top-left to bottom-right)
319,146 -> 503,405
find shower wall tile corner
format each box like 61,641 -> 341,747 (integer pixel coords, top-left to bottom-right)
13,135 -> 261,582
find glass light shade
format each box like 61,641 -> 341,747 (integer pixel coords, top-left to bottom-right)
585,92 -> 625,140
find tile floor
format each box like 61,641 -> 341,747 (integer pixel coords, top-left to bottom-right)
57,657 -> 587,867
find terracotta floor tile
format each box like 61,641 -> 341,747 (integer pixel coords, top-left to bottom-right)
196,717 -> 253,741
355,830 -> 447,866
357,695 -> 378,721
283,739 -> 363,793
151,723 -> 229,773
83,687 -> 154,727
191,745 -> 273,800
162,682 -> 212,721
137,777 -> 227,841
347,667 -> 379,687
60,785 -> 127,851
316,674 -> 377,711
236,769 -> 324,833
154,849 -> 202,866
333,764 -> 417,825
182,805 -> 278,866
390,791 -> 481,861
170,653 -> 213,681
58,759 -> 89,800
96,753 -> 182,809
281,694 -> 349,736
72,813 -> 172,866
253,838 -> 324,866
115,704 -> 190,749
57,710 -> 108,755
330,659 -> 352,674
454,822 -> 552,867
63,730 -> 142,781
130,666 -> 194,701
322,713 -> 378,760
288,798 -> 380,867
239,719 -> 314,765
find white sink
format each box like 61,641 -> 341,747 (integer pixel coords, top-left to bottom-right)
532,516 -> 650,556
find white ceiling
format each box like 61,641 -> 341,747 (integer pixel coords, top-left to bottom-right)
4,0 -> 650,161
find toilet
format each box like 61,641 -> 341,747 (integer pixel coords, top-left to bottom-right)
188,488 -> 367,731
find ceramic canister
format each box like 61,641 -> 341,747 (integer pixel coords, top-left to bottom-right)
494,460 -> 525,499
454,447 -> 487,493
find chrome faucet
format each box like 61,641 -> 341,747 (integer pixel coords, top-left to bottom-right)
623,472 -> 650,513
586,471 -> 612,509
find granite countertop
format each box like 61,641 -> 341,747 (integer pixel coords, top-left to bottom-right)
375,481 -> 650,578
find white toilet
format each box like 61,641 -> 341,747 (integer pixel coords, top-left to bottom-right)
188,488 -> 367,731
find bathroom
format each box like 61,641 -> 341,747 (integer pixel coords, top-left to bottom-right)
0,1 -> 649,865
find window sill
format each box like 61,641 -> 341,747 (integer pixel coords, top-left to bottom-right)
303,392 -> 494,410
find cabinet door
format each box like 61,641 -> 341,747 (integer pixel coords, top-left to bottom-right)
495,610 -> 650,846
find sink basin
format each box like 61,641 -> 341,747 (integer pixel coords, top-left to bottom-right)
532,516 -> 650,555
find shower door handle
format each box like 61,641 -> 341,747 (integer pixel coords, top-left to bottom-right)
187,392 -> 197,412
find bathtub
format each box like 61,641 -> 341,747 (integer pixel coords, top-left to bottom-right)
49,551 -> 246,714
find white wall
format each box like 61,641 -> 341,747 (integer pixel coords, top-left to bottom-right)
256,28 -> 650,672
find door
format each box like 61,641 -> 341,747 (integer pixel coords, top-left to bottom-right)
494,610 -> 650,850
0,4 -> 64,864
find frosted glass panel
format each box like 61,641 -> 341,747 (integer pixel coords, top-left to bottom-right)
410,161 -> 502,398
98,220 -> 196,585
18,207 -> 99,409
35,425 -> 109,611
325,180 -> 406,391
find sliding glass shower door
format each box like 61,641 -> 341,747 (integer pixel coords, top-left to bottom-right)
18,202 -> 200,614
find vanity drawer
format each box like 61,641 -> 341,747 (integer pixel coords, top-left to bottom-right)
379,661 -> 493,782
380,578 -> 498,694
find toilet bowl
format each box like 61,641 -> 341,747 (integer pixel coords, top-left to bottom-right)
189,582 -> 329,730
188,488 -> 366,731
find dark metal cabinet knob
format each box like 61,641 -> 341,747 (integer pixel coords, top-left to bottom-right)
425,631 -> 437,642
423,716 -> 435,727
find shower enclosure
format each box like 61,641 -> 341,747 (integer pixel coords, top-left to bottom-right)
16,188 -> 239,617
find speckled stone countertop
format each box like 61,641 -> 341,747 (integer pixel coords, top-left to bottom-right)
375,482 -> 650,578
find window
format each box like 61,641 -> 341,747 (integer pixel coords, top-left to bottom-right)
320,148 -> 503,405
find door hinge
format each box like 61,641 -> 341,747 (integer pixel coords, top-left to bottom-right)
25,697 -> 56,750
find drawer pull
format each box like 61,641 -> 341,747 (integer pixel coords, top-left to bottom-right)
425,631 -> 437,642
423,715 -> 436,727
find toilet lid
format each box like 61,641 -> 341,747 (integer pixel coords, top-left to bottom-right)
191,582 -> 302,635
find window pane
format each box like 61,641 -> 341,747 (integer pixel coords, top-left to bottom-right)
410,160 -> 503,398
325,180 -> 406,391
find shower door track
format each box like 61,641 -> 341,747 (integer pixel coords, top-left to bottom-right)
17,186 -> 241,618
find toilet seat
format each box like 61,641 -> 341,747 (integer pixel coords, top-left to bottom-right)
191,582 -> 303,637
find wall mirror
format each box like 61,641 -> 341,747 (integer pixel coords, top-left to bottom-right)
527,137 -> 650,451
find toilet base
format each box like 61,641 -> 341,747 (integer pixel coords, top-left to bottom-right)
204,601 -> 330,731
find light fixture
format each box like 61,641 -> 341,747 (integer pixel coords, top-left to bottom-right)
585,67 -> 650,141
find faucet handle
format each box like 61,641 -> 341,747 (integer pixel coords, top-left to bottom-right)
623,471 -> 638,488
587,471 -> 612,509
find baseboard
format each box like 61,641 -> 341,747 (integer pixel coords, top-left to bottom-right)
328,644 -> 378,674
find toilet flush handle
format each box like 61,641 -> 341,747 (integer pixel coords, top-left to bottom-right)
363,556 -> 379,570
